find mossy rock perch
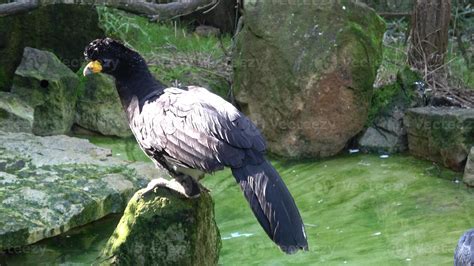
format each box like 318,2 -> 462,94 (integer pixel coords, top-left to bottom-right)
101,188 -> 221,266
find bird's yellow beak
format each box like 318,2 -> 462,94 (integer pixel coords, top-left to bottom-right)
83,61 -> 102,76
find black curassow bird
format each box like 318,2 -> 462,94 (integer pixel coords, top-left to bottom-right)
83,38 -> 308,254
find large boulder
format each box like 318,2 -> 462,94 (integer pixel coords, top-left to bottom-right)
11,47 -> 79,135
404,107 -> 474,171
76,73 -> 132,137
0,4 -> 104,91
101,188 -> 220,266
0,92 -> 34,133
463,147 -> 474,186
0,131 -> 164,250
233,0 -> 385,158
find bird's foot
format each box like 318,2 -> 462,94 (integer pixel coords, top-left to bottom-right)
139,178 -> 172,198
140,176 -> 201,199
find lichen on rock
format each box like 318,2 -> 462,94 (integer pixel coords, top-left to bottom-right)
233,0 -> 385,158
358,67 -> 421,153
0,132 -> 163,250
404,107 -> 474,171
75,72 -> 132,137
0,91 -> 34,133
11,47 -> 79,135
101,188 -> 221,266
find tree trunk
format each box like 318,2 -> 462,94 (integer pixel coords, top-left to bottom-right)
0,0 -> 217,20
407,0 -> 451,83
407,0 -> 474,108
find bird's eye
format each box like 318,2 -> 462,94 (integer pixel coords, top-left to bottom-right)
102,59 -> 115,69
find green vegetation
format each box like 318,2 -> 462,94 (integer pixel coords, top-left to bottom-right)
367,66 -> 418,126
368,16 -> 473,124
344,4 -> 386,98
447,44 -> 474,89
375,42 -> 408,87
97,7 -> 229,57
96,7 -> 231,98
367,82 -> 402,124
377,18 -> 473,90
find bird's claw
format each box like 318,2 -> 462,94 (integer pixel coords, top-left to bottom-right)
140,177 -> 201,199
139,178 -> 171,198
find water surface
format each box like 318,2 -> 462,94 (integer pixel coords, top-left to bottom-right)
2,135 -> 471,266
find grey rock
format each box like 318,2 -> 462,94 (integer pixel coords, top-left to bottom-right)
0,4 -> 105,91
233,0 -> 385,158
359,106 -> 408,153
11,47 -> 79,136
404,107 -> 474,171
75,73 -> 132,137
0,92 -> 34,133
463,147 -> 474,186
101,188 -> 220,266
0,131 -> 165,250
194,25 -> 221,37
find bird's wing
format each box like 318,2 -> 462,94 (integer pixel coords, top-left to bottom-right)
135,86 -> 266,172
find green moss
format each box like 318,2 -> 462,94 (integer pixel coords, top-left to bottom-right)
101,189 -> 220,265
0,109 -> 9,120
0,225 -> 30,250
366,66 -> 419,125
0,68 -> 7,91
397,66 -> 422,92
464,119 -> 474,148
0,5 -> 104,92
367,82 -> 402,124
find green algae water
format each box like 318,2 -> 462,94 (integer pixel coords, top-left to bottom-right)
2,136 -> 472,265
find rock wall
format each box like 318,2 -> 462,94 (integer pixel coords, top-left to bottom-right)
405,107 -> 474,171
233,0 -> 385,158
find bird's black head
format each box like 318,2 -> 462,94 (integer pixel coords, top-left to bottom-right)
83,38 -> 146,77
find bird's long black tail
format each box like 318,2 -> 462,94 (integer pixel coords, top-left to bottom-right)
231,160 -> 308,254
